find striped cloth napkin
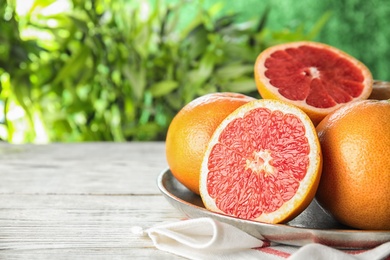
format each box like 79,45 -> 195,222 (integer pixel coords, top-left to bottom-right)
145,218 -> 390,260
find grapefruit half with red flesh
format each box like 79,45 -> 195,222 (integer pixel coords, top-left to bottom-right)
199,99 -> 323,224
254,41 -> 373,125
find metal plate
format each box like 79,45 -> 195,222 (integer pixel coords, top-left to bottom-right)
157,168 -> 390,249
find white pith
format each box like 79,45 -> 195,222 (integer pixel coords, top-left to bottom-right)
245,150 -> 274,177
305,67 -> 320,79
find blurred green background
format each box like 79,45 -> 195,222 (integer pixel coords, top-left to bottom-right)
1,0 -> 389,143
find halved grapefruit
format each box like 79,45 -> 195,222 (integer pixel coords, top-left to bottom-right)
199,99 -> 323,224
254,41 -> 373,125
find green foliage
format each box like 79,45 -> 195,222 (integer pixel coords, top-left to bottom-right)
0,0 -> 327,143
316,0 -> 390,82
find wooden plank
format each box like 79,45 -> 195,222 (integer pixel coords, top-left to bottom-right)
0,249 -> 184,260
0,142 -> 188,258
0,194 -> 185,258
0,142 -> 168,195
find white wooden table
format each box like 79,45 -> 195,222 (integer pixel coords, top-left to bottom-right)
0,142 -> 185,259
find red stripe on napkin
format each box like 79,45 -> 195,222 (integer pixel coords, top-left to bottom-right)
255,247 -> 291,258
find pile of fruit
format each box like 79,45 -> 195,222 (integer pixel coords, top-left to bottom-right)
165,41 -> 390,231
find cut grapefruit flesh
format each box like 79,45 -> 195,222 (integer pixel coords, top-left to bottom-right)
254,41 -> 373,125
199,99 -> 323,224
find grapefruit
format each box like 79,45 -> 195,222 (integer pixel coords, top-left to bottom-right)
316,99 -> 390,230
199,99 -> 323,224
165,92 -> 255,195
369,80 -> 390,100
254,41 -> 373,125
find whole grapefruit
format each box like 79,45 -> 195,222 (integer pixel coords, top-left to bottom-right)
316,99 -> 390,230
165,92 -> 255,195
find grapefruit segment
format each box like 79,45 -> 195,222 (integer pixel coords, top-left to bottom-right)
200,99 -> 323,224
255,41 -> 373,125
